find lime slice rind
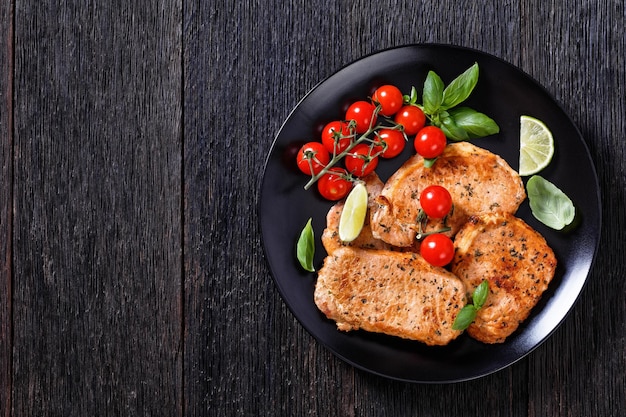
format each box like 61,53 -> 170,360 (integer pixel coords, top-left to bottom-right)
519,115 -> 555,176
338,182 -> 368,242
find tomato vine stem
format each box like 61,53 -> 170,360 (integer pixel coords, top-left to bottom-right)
413,208 -> 453,240
303,105 -> 404,190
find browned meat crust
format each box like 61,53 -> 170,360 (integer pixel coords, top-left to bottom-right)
451,213 -> 557,343
321,172 -> 418,254
314,247 -> 466,346
370,142 -> 526,247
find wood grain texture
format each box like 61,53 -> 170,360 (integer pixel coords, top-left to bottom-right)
0,2 -> 13,417
520,1 -> 626,416
12,1 -> 182,415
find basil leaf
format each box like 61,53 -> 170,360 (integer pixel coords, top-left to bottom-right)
526,175 -> 576,230
472,280 -> 489,310
296,218 -> 316,272
452,304 -> 477,331
452,280 -> 489,330
440,115 -> 469,141
441,62 -> 479,110
422,71 -> 444,114
448,107 -> 500,139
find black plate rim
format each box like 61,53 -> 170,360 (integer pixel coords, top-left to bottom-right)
259,43 -> 602,383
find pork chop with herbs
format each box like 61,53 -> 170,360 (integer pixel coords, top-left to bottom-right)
314,247 -> 467,346
451,212 -> 557,343
370,142 -> 526,247
321,172 -> 420,254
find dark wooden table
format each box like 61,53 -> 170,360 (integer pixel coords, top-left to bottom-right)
1,0 -> 624,415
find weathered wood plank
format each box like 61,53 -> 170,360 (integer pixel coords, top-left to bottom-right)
520,1 -> 626,416
0,2 -> 13,417
12,1 -> 183,415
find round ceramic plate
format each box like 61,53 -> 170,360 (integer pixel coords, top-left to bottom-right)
259,44 -> 601,383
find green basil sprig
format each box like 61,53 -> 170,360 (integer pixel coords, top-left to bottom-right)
526,175 -> 576,230
416,63 -> 500,142
296,218 -> 316,272
452,280 -> 489,331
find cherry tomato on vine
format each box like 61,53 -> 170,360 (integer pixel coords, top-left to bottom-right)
317,167 -> 353,201
345,101 -> 377,134
372,85 -> 403,117
420,233 -> 455,267
321,120 -> 353,154
420,185 -> 453,218
281,139 -> 308,172
345,143 -> 378,177
394,105 -> 426,136
414,125 -> 447,159
375,129 -> 405,158
296,142 -> 330,175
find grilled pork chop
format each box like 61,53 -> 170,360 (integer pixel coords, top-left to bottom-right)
314,247 -> 466,346
321,172 -> 397,254
370,142 -> 526,247
322,172 -> 421,254
451,213 -> 557,343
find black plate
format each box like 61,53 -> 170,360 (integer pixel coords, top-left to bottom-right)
259,44 -> 601,383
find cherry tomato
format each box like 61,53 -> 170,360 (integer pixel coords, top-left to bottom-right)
375,129 -> 405,158
420,233 -> 455,267
394,105 -> 426,136
296,142 -> 330,175
414,125 -> 447,159
321,120 -> 353,154
345,101 -> 377,134
317,168 -> 353,201
345,143 -> 379,177
420,185 -> 453,218
372,85 -> 403,117
281,139 -> 308,172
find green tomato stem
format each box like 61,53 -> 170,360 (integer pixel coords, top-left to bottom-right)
415,226 -> 452,240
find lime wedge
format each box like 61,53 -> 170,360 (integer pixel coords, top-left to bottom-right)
519,115 -> 555,176
338,182 -> 368,242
